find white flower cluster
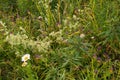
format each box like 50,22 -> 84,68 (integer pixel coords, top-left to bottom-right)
63,17 -> 79,30
36,39 -> 51,52
49,30 -> 63,42
6,33 -> 28,46
5,33 -> 51,53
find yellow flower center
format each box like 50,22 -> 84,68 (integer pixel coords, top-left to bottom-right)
24,56 -> 29,61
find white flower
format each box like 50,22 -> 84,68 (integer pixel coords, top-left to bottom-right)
91,36 -> 94,39
80,34 -> 85,38
21,54 -> 30,62
21,62 -> 28,67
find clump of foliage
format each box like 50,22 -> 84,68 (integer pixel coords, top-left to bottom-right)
0,0 -> 120,80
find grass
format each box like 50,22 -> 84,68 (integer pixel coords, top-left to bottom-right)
0,0 -> 120,80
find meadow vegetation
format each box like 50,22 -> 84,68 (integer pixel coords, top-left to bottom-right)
0,0 -> 120,80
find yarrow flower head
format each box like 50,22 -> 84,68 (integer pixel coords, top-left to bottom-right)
21,54 -> 30,62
